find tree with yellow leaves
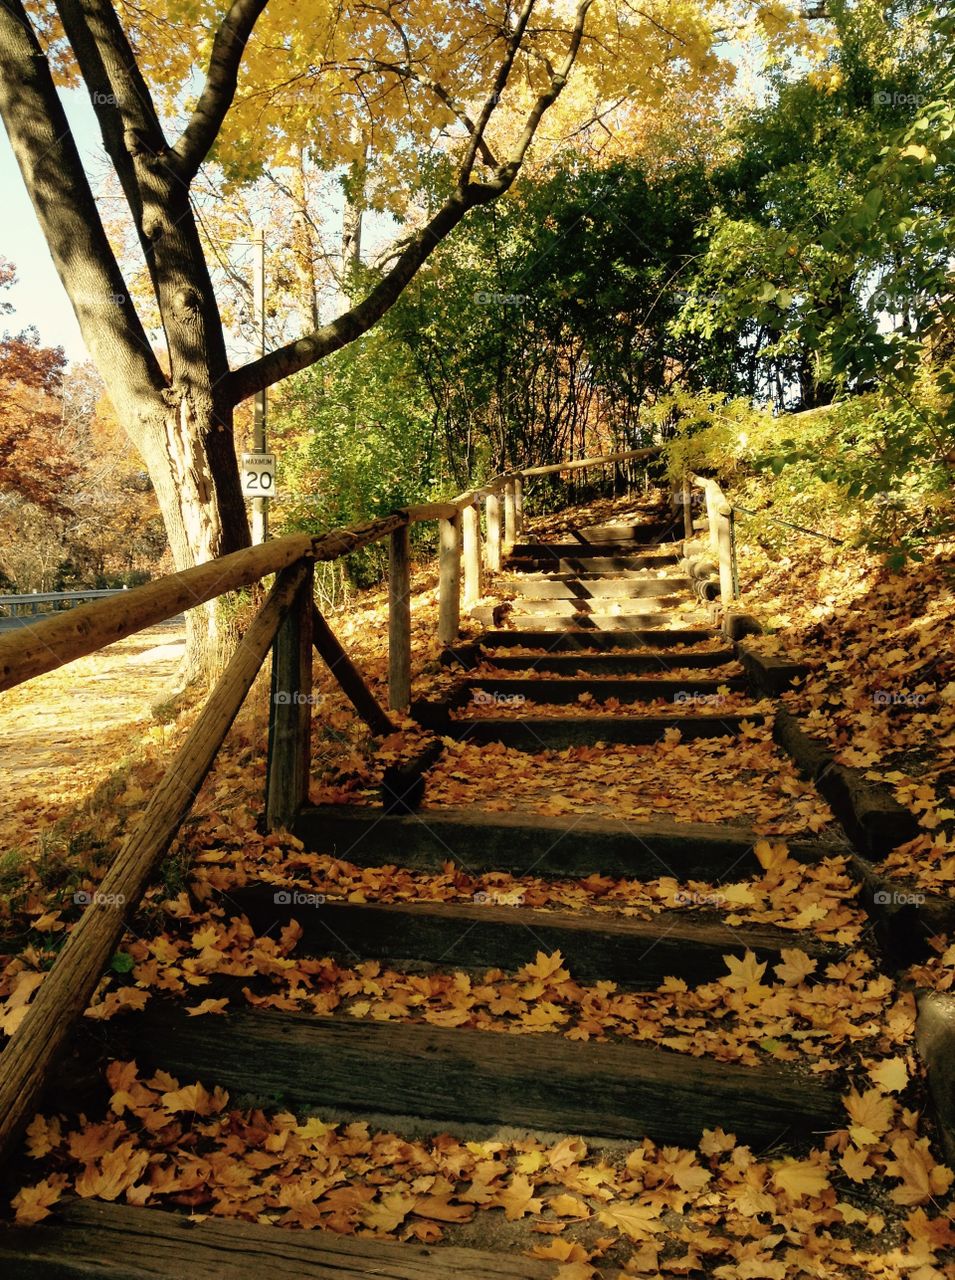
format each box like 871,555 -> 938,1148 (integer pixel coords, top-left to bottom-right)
0,0 -> 810,674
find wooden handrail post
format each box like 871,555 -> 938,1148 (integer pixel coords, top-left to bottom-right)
704,482 -> 719,553
716,503 -> 735,606
485,492 -> 502,572
682,475 -> 693,540
504,479 -> 517,550
267,562 -> 315,830
514,474 -> 524,539
388,523 -> 412,710
438,511 -> 462,644
462,502 -> 483,608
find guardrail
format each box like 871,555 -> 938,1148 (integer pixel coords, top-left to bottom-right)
0,589 -> 126,617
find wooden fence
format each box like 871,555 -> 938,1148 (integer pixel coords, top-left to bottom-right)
0,444 -> 659,1164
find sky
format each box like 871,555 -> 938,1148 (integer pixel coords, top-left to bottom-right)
1,87 -> 93,364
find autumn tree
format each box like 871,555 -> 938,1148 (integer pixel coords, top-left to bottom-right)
0,0 -> 805,675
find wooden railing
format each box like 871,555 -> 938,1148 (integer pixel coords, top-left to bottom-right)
681,472 -> 739,608
0,443 -> 658,1164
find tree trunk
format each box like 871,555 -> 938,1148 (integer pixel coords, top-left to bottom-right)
117,385 -> 249,683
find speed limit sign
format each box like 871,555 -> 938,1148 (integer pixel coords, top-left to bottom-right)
241,452 -> 276,498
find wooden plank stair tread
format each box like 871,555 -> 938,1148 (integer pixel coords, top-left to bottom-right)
292,804 -> 838,879
443,713 -> 767,748
115,1002 -> 843,1146
505,597 -> 689,614
223,887 -> 836,987
474,651 -> 738,674
0,1200 -> 559,1279
479,628 -> 717,649
464,676 -> 748,701
508,542 -> 678,557
508,578 -> 693,599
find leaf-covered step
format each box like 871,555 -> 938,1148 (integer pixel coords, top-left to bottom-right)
479,628 -> 716,648
508,574 -> 693,600
503,597 -> 689,617
501,614 -> 710,633
473,649 -> 739,675
116,1003 -> 844,1146
462,676 -> 748,704
442,713 -> 767,749
508,542 -> 678,559
224,887 -> 836,988
574,522 -> 676,542
508,554 -> 681,574
0,1200 -> 561,1280
292,805 -> 833,880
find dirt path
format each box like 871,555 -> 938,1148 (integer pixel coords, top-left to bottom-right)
0,620 -> 185,817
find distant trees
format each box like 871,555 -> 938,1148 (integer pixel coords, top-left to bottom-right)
0,259 -> 168,592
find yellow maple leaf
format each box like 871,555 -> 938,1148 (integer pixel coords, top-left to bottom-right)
773,948 -> 817,986
12,1179 -> 62,1225
185,998 -> 230,1016
771,1157 -> 831,1201
549,1193 -> 591,1218
869,1056 -> 909,1094
885,1137 -> 954,1206
598,1200 -> 663,1239
521,950 -> 569,983
24,1114 -> 62,1160
843,1087 -> 895,1146
496,1174 -> 543,1221
362,1190 -> 415,1233
840,1146 -> 875,1183
720,951 -> 768,993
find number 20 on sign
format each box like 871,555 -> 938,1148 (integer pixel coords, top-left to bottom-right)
241,452 -> 276,498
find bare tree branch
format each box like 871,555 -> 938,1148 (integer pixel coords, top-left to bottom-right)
171,0 -> 271,180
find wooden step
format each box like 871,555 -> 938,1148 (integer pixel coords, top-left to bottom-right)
508,554 -> 681,573
575,522 -> 675,542
509,542 -> 678,559
479,628 -> 717,650
475,650 -> 739,674
499,609 -> 706,629
117,1003 -> 843,1146
508,575 -> 692,599
292,805 -> 834,879
463,676 -> 748,704
0,1200 -> 561,1280
443,713 -> 766,749
225,887 -> 835,987
504,597 -> 689,616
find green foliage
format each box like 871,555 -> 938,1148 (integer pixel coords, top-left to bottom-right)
271,323 -> 440,585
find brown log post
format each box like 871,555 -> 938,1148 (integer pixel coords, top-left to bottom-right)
267,564 -> 315,829
682,475 -> 693,540
716,502 -> 735,607
0,560 -> 310,1166
438,511 -> 462,645
514,475 -> 524,539
388,523 -> 412,710
504,479 -> 518,551
704,482 -> 719,553
485,492 -> 502,572
462,503 -> 483,608
311,605 -> 394,737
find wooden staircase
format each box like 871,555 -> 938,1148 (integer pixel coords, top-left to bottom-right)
0,500 -> 850,1278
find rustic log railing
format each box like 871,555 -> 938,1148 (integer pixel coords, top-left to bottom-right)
683,472 -> 740,608
0,443 -> 659,1163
